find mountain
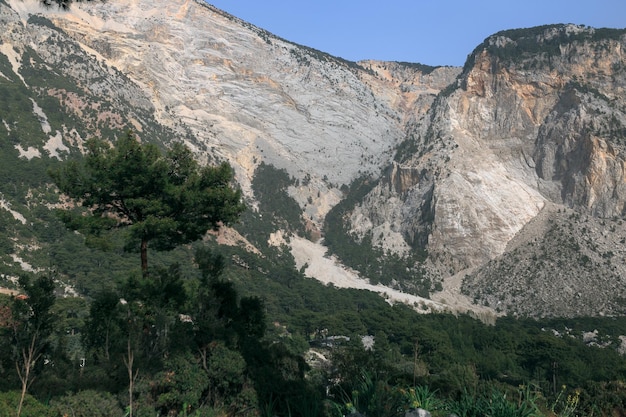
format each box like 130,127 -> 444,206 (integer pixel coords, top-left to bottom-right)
353,25 -> 626,317
1,0 -> 626,318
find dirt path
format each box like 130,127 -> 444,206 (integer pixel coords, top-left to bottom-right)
0,287 -> 19,296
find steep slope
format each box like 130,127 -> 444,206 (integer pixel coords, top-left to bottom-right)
40,0 -> 458,221
0,0 -> 192,290
2,0 -> 626,318
462,203 -> 626,317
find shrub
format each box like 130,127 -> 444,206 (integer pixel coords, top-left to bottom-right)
404,385 -> 443,412
51,390 -> 123,417
446,386 -> 540,417
0,391 -> 55,417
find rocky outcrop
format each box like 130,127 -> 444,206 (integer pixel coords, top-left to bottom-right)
35,0 -> 457,215
534,88 -> 626,217
462,204 -> 626,317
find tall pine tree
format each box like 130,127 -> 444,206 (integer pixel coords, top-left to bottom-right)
50,132 -> 244,276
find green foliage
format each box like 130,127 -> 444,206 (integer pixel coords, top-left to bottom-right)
121,269 -> 192,363
11,275 -> 56,396
51,390 -> 123,417
26,15 -> 60,31
324,175 -> 381,271
203,342 -> 248,409
394,131 -> 421,163
49,296 -> 88,366
50,131 -> 244,274
153,352 -> 209,414
0,391 -> 55,417
249,162 -> 308,241
14,275 -> 56,331
285,42 -> 376,75
393,61 -> 439,75
125,263 -> 187,311
404,386 -> 442,411
324,176 -> 432,295
549,385 -> 580,417
214,240 -> 626,414
83,289 -> 122,361
579,381 -> 626,416
334,371 -> 405,417
445,386 -> 540,417
2,208 -> 626,417
464,24 -> 626,72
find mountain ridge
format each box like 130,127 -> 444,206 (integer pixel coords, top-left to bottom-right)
1,0 -> 626,317
349,23 -> 626,316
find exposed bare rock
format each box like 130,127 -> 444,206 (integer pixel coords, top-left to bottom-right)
463,205 -> 626,317
0,0 -> 461,309
39,0 -> 457,206
348,25 -> 626,315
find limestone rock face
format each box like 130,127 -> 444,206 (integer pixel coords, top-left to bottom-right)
35,0 -> 457,214
346,25 -> 626,316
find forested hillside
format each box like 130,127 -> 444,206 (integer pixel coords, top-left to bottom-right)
4,233 -> 626,416
1,138 -> 625,416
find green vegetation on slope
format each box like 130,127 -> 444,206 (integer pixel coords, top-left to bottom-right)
1,140 -> 624,415
3,239 -> 626,416
323,175 -> 436,296
463,24 -> 626,72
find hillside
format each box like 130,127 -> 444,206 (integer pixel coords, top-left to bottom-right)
0,0 -> 626,319
3,1 -> 626,416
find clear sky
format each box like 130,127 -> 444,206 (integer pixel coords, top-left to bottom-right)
206,1 -> 626,67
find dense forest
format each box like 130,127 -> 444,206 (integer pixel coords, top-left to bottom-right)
1,137 -> 626,417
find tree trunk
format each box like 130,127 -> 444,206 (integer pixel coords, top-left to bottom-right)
104,321 -> 110,361
124,338 -> 139,417
16,357 -> 29,417
16,333 -> 39,417
140,238 -> 148,277
16,367 -> 27,417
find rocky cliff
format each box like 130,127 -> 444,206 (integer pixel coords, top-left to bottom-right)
350,25 -> 626,316
1,0 -> 626,317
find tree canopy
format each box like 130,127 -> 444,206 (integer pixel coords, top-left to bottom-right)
49,132 -> 245,275
40,0 -> 101,10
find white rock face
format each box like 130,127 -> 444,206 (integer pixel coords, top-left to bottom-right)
289,236 -> 446,313
43,0 -> 455,200
0,0 -> 462,311
351,25 -> 626,273
425,92 -> 547,268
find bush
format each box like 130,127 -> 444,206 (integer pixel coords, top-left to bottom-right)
50,390 -> 123,417
445,386 -> 539,417
0,391 -> 55,417
153,352 -> 209,414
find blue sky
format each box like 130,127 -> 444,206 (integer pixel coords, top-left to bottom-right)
207,1 -> 626,67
